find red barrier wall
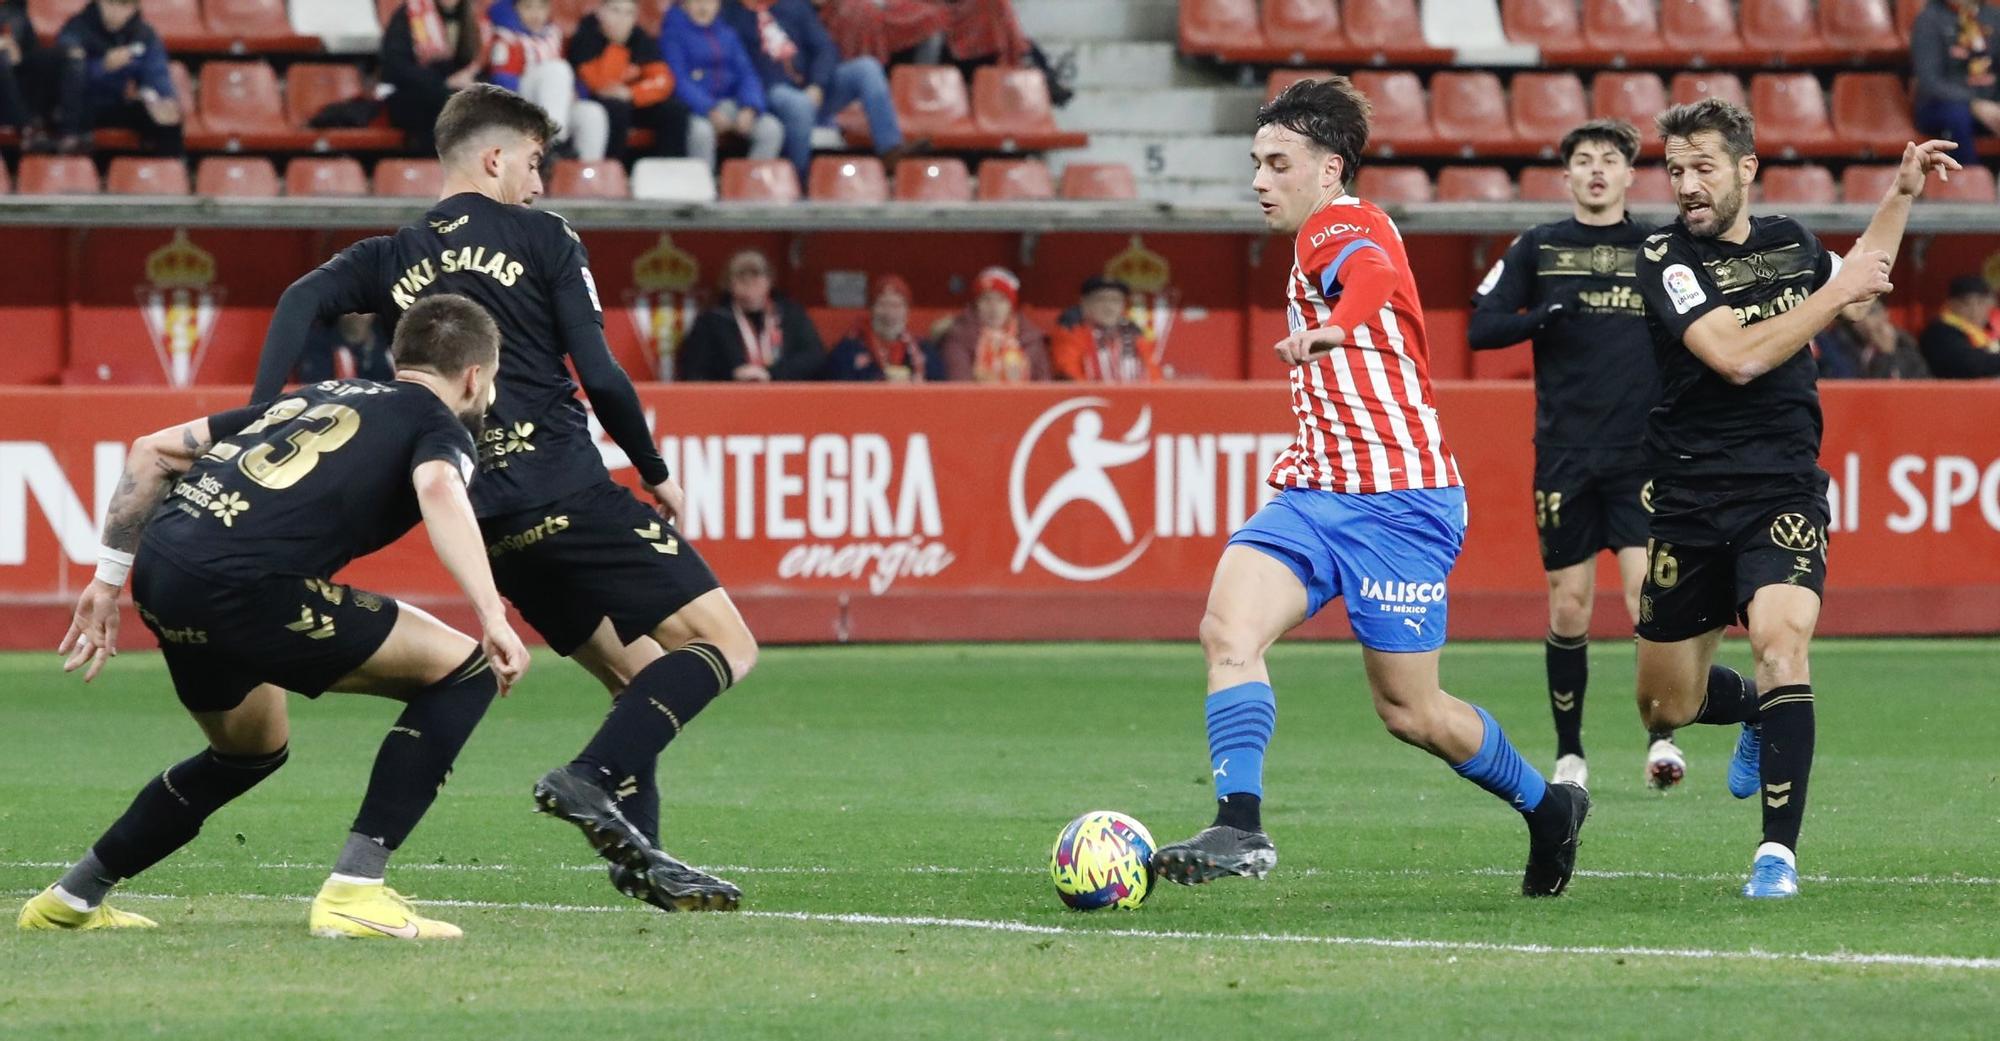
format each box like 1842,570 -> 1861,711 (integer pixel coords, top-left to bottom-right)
2,383 -> 1994,648
12,224 -> 2000,386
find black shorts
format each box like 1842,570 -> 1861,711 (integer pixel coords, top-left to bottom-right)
130,552 -> 400,714
1533,447 -> 1653,570
1635,470 -> 1831,643
481,480 -> 721,656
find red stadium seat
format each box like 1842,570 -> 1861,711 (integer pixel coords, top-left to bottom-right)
1840,163 -> 1899,202
1628,165 -> 1674,204
971,67 -> 1058,136
809,156 -> 889,202
1180,0 -> 1269,59
204,0 -> 300,40
106,157 -> 190,196
1432,71 -> 1523,155
1739,0 -> 1835,62
1821,0 -> 1902,54
550,160 -> 632,199
145,0 -> 207,38
16,155 -> 98,195
890,65 -> 975,137
286,64 -> 366,129
194,156 -> 280,197
1059,163 -> 1137,200
373,158 -> 445,197
894,157 -> 972,202
719,158 -> 801,203
1660,0 -> 1748,64
1501,0 -> 1580,49
1582,0 -> 1669,61
1342,0 -> 1426,49
1759,164 -> 1836,204
977,158 -> 1055,200
1927,164 -> 1997,203
1592,72 -> 1667,136
1356,166 -> 1432,204
1831,72 -> 1918,157
28,0 -> 84,37
1350,71 -> 1434,154
1267,68 -> 1337,104
1263,0 -> 1345,55
286,157 -> 367,197
1437,166 -> 1514,202
1670,71 -> 1746,109
1509,72 -> 1589,156
199,61 -> 287,136
1750,73 -> 1836,158
1517,166 -> 1571,202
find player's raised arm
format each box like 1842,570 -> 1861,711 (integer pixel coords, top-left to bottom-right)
61,404 -> 262,680
1838,139 -> 1963,320
1274,230 -> 1401,364
1651,240 -> 1889,386
250,238 -> 392,404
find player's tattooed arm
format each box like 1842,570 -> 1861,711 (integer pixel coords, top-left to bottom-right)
99,419 -> 215,553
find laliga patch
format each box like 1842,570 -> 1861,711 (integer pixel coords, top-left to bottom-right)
1476,259 -> 1504,296
1662,263 -> 1706,315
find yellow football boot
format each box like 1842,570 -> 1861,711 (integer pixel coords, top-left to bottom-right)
308,878 -> 463,940
17,887 -> 157,931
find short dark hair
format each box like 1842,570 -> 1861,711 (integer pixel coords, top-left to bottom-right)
434,84 -> 561,162
393,295 -> 500,376
1948,274 -> 1994,299
1256,76 -> 1372,188
1655,98 -> 1757,160
1560,118 -> 1640,164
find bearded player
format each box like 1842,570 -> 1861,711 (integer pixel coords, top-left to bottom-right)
1150,77 -> 1590,897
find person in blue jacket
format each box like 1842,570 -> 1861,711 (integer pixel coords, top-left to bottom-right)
660,0 -> 784,171
720,0 -> 908,179
53,0 -> 181,155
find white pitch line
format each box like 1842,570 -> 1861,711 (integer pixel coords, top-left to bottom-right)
62,891 -> 2000,972
6,859 -> 1998,887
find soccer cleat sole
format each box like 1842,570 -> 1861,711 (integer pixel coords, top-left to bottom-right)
610,861 -> 742,913
532,768 -> 653,875
1522,782 -> 1591,898
1151,845 -> 1276,887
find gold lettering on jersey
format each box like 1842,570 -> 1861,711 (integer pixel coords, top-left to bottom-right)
439,246 -> 526,286
1731,284 -> 1811,326
478,420 -> 537,470
1574,285 -> 1645,315
487,514 -> 571,557
391,258 -> 438,309
430,214 -> 470,235
137,604 -> 208,645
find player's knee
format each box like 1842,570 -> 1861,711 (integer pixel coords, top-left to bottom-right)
1373,697 -> 1436,749
708,629 -> 758,683
1548,595 -> 1591,637
1198,610 -> 1259,668
1752,635 -> 1810,687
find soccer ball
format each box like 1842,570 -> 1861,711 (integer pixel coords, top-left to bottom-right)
1049,810 -> 1155,911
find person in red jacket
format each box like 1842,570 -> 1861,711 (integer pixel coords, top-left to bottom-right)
568,0 -> 693,162
1050,276 -> 1164,383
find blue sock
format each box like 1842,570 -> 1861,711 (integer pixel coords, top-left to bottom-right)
1451,705 -> 1547,814
1206,682 -> 1276,800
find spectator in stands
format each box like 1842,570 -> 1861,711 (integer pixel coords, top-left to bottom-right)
1050,275 -> 1163,383
1912,0 -> 2000,164
486,0 -> 609,160
826,274 -> 940,380
721,0 -> 910,180
940,266 -> 1048,382
680,249 -> 827,381
296,314 -> 395,384
0,0 -> 48,142
570,0 -> 695,163
382,0 -> 487,155
814,0 -> 1031,69
661,0 -> 786,171
52,0 -> 181,156
1919,274 -> 2000,377
1815,300 -> 1929,379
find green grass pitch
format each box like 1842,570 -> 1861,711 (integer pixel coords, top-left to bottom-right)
2,639 -> 1997,1039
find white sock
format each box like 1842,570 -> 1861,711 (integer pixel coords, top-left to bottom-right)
1754,841 -> 1796,868
327,872 -> 384,887
51,884 -> 95,912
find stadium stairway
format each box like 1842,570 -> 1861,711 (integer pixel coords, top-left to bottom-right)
1018,0 -> 1259,204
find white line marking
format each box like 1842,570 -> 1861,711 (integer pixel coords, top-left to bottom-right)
51,890 -> 2000,972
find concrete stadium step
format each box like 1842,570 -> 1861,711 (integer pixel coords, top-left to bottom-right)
1014,0 -> 1178,42
1048,41 -> 1188,90
1069,133 -> 1249,185
1060,87 -> 1263,134
1135,176 -> 1255,205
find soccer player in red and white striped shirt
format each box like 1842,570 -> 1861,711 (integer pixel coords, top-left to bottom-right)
1152,77 -> 1591,897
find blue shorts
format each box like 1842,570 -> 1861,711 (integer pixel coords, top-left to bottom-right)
1227,486 -> 1468,653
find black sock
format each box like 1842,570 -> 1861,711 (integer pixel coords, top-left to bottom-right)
347,650 -> 498,856
1695,665 -> 1760,726
1758,684 -> 1815,851
1212,792 -> 1261,832
570,643 -> 733,788
89,745 -> 289,884
615,757 -> 661,845
1545,630 -> 1588,757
